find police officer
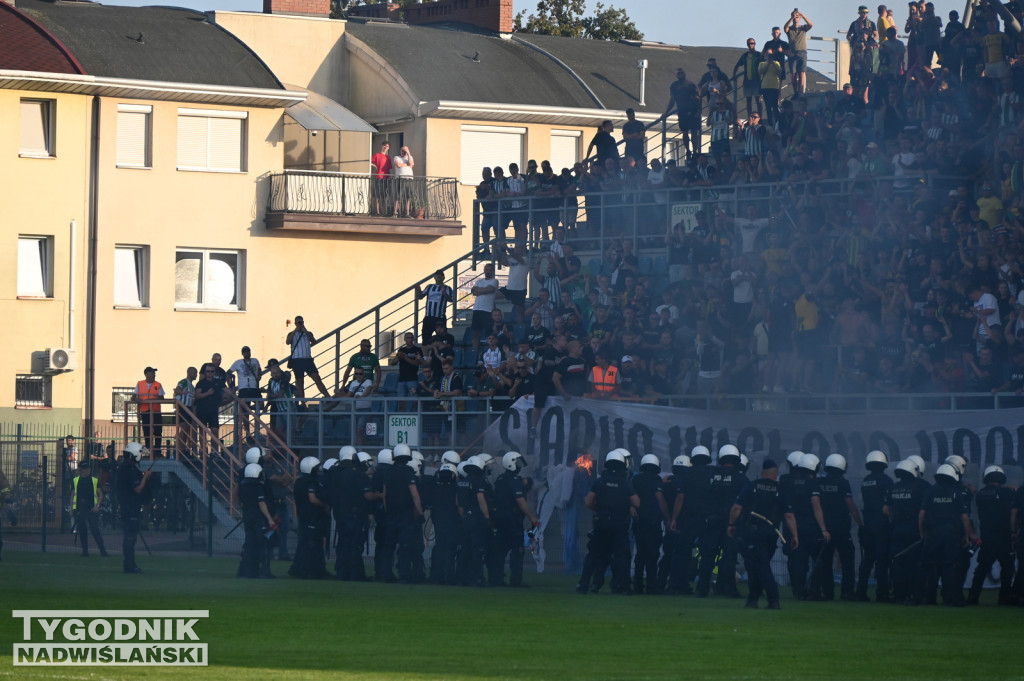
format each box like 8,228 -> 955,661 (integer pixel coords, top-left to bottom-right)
884,460 -> 926,605
382,444 -> 424,583
457,455 -> 491,586
430,462 -> 461,585
944,454 -> 975,592
333,449 -> 375,581
657,455 -> 689,592
235,447 -> 275,577
490,451 -> 540,587
290,456 -> 331,579
238,462 -> 276,578
728,458 -> 797,609
811,454 -> 863,600
1013,483 -> 1024,602
855,450 -> 893,602
371,448 -> 392,580
787,453 -> 824,600
576,450 -> 639,594
317,458 -> 336,563
668,445 -> 713,595
967,465 -> 1014,605
73,461 -> 109,557
632,454 -> 669,595
696,444 -> 746,598
919,464 -> 973,606
117,442 -> 153,574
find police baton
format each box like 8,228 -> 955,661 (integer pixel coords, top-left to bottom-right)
891,539 -> 922,560
749,511 -> 786,544
224,519 -> 244,539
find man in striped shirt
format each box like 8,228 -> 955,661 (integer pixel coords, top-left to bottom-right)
415,270 -> 453,345
286,315 -> 330,399
173,366 -> 197,458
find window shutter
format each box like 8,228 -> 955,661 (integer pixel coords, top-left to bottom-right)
208,117 -> 244,172
177,115 -> 208,169
116,108 -> 150,167
459,126 -> 525,185
113,247 -> 142,306
550,131 -> 581,174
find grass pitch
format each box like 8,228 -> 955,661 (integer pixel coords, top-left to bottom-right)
0,550 -> 1018,681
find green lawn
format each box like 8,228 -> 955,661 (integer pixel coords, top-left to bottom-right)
0,550 -> 1018,681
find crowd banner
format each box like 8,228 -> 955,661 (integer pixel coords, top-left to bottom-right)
483,397 -> 1024,486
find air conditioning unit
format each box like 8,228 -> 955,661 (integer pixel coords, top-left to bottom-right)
44,347 -> 78,373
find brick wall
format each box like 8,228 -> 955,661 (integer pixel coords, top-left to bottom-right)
348,0 -> 513,34
263,0 -> 330,18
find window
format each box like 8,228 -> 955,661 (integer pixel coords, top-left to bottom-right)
116,104 -> 152,168
177,108 -> 247,172
459,125 -> 525,185
18,235 -> 53,297
16,374 -> 51,408
114,245 -> 149,307
20,99 -> 55,157
175,248 -> 244,310
550,130 -> 581,174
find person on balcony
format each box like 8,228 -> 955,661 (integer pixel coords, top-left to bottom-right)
392,145 -> 415,216
371,141 -> 392,216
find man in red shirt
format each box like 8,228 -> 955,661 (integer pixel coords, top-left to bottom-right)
371,141 -> 392,216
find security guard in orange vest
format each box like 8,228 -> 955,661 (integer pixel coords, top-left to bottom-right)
586,352 -> 618,399
73,461 -> 108,557
133,366 -> 165,456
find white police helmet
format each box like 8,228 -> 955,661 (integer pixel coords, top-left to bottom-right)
244,463 -> 263,479
357,451 -> 373,467
377,449 -> 393,466
477,453 -> 495,470
983,465 -> 1007,485
409,458 -> 423,476
503,451 -> 524,472
393,444 -> 412,460
825,454 -> 847,473
787,451 -> 805,468
690,445 -> 712,463
935,463 -> 959,483
895,460 -> 919,479
640,454 -> 661,471
441,450 -> 461,466
672,454 -> 692,469
944,455 -> 967,477
300,456 -> 321,475
339,445 -> 358,461
798,453 -> 820,472
322,459 -> 338,472
124,441 -> 148,462
907,455 -> 926,476
606,449 -> 627,465
245,446 -> 264,465
466,456 -> 485,474
411,450 -> 424,463
618,449 -> 634,467
738,453 -> 749,472
718,444 -> 741,464
865,450 -> 888,469
457,461 -> 469,478
439,463 -> 458,480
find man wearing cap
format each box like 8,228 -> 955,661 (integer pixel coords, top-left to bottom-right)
73,461 -> 108,557
230,346 -> 262,437
132,367 -> 164,456
728,459 -> 797,609
847,6 -> 878,46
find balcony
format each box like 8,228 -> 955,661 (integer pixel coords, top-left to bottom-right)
265,170 -> 463,237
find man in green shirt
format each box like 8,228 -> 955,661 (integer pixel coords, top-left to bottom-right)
343,339 -> 382,391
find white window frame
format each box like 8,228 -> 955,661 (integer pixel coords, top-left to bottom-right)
113,244 -> 149,308
459,124 -> 525,185
18,235 -> 53,298
116,104 -> 152,169
176,108 -> 247,173
20,98 -> 56,158
174,248 -> 245,311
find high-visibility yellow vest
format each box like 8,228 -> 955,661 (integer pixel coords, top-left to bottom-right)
72,476 -> 99,511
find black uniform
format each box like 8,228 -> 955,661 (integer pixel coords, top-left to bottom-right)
885,477 -> 926,604
72,474 -> 108,557
632,469 -> 665,595
333,463 -> 372,581
968,484 -> 1014,604
429,469 -> 460,585
668,462 -> 713,594
490,470 -> 531,586
734,477 -> 791,606
856,470 -> 893,601
456,470 -> 490,586
786,471 -> 820,600
812,473 -> 858,600
371,462 -> 392,580
577,469 -> 635,594
1013,487 -> 1024,600
383,462 -> 422,583
697,464 -> 745,597
116,459 -> 147,573
289,471 -> 329,579
920,478 -> 969,606
239,477 -> 271,578
657,472 -> 681,591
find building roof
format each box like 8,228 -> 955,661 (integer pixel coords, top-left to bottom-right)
0,2 -> 84,74
14,0 -> 283,90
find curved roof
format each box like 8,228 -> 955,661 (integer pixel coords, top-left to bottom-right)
0,2 -> 84,74
14,0 -> 282,89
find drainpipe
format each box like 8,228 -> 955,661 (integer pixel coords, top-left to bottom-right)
637,59 -> 648,106
84,96 -> 100,435
69,219 -> 76,350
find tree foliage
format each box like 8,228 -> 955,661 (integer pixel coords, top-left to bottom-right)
515,0 -> 643,41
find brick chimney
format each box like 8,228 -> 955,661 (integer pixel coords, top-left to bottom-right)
348,0 -> 514,34
263,0 -> 330,18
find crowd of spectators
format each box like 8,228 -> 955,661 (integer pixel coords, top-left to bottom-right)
466,2 -> 1024,402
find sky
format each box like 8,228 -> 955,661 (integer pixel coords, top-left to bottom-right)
97,0 -> 965,48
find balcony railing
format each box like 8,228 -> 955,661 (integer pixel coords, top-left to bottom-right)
267,170 -> 461,220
